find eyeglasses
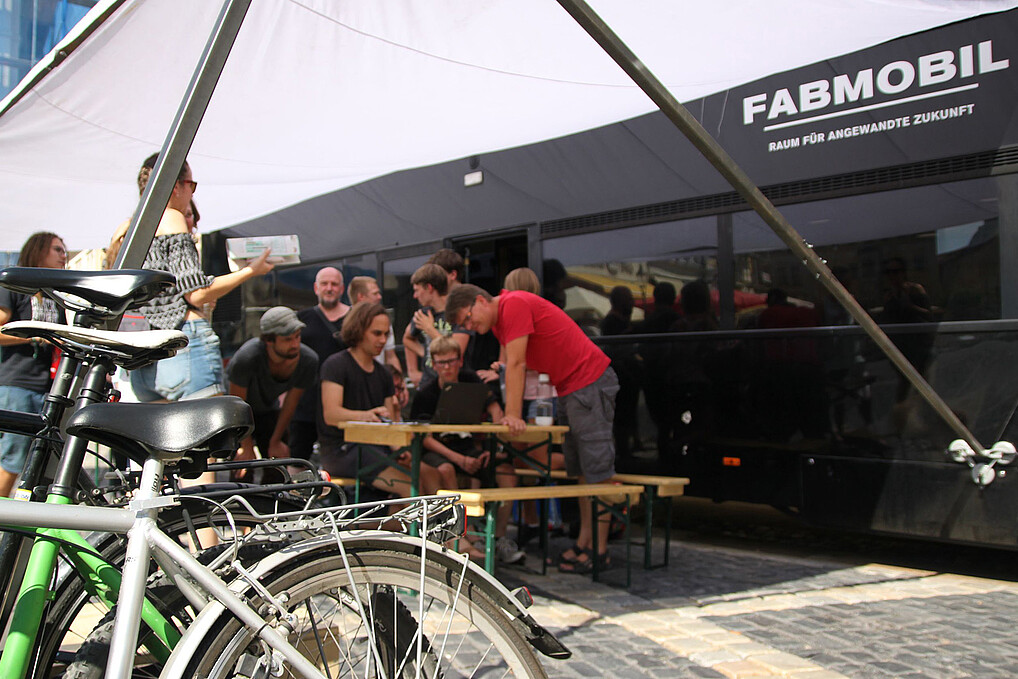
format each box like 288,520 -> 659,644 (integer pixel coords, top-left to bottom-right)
461,301 -> 477,328
178,179 -> 198,193
433,358 -> 461,367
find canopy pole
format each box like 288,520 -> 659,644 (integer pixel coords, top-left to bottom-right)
114,0 -> 252,270
556,0 -> 986,455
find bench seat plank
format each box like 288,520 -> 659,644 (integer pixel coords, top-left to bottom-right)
439,483 -> 642,517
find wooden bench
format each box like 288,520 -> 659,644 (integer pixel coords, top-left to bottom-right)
438,483 -> 643,585
515,469 -> 689,569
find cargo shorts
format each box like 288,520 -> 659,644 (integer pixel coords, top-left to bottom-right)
558,367 -> 619,484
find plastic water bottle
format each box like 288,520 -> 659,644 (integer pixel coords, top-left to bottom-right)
534,373 -> 554,426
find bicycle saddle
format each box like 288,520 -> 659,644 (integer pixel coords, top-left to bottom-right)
2,321 -> 188,370
65,397 -> 253,467
0,268 -> 174,321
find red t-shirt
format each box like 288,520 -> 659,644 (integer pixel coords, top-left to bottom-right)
492,290 -> 610,396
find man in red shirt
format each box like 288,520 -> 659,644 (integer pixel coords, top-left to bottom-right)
447,284 -> 620,574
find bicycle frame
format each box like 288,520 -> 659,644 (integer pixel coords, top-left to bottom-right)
0,455 -> 331,679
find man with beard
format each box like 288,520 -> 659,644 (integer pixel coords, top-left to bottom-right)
290,267 -> 350,460
228,306 -> 319,475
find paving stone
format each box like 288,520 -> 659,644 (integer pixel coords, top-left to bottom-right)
711,660 -> 775,678
495,530 -> 1018,679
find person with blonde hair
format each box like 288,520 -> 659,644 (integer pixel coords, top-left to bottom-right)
503,267 -> 540,295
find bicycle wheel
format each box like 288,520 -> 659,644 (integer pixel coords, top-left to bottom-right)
61,578 -> 189,679
181,548 -> 547,679
31,491 -> 302,679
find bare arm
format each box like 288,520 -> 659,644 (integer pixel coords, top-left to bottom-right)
321,380 -> 389,425
502,335 -> 529,435
185,249 -> 275,308
0,306 -> 32,347
266,388 -> 303,458
229,382 -> 257,464
403,325 -> 424,383
384,348 -> 402,374
487,399 -> 504,424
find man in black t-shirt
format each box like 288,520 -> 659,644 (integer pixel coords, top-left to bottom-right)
290,267 -> 349,460
317,302 -> 440,496
228,308 -> 318,474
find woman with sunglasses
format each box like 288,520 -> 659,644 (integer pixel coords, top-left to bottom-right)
107,154 -> 274,402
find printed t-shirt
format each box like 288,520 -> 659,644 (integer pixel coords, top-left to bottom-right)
492,290 -> 609,396
0,289 -> 62,392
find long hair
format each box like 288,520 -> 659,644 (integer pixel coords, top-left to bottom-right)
18,232 -> 61,268
340,302 -> 389,348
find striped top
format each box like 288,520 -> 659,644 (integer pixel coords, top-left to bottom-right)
137,233 -> 213,330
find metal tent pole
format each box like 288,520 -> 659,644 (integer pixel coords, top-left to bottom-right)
555,0 -> 987,456
114,0 -> 252,270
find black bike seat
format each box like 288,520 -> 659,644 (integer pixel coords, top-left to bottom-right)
65,397 -> 253,466
0,268 -> 174,318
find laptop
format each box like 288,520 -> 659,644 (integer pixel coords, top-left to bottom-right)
428,382 -> 493,425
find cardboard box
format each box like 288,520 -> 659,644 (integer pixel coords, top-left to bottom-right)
226,235 -> 301,271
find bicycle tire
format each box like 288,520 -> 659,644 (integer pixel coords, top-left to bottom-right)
29,490 -> 302,679
179,548 -> 547,679
60,579 -> 188,679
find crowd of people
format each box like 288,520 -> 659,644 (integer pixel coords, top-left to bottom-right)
0,152 -> 934,574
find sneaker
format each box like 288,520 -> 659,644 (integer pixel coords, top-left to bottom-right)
495,537 -> 525,565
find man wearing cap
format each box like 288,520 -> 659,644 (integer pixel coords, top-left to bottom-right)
227,306 -> 319,471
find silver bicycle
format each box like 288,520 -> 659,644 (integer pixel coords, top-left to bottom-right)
1,393 -> 566,679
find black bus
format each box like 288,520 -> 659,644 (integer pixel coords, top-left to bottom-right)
212,10 -> 1018,549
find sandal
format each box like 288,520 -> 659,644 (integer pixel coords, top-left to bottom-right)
547,543 -> 587,568
558,549 -> 611,575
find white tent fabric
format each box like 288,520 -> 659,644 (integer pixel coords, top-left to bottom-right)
1,0 -> 1016,252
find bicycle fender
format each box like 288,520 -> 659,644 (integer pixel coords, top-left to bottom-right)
162,531 -> 569,676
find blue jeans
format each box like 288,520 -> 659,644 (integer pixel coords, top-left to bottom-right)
0,386 -> 46,474
130,319 -> 225,402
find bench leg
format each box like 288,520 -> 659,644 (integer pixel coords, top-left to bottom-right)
483,502 -> 499,574
541,496 -> 552,575
590,496 -> 632,587
643,486 -> 655,570
663,496 -> 672,568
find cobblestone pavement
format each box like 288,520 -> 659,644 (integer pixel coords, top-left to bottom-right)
496,508 -> 1018,679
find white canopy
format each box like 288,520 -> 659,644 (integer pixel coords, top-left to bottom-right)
1,0 -> 1016,253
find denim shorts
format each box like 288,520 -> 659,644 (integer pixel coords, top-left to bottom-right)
130,319 -> 225,402
0,386 -> 46,474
